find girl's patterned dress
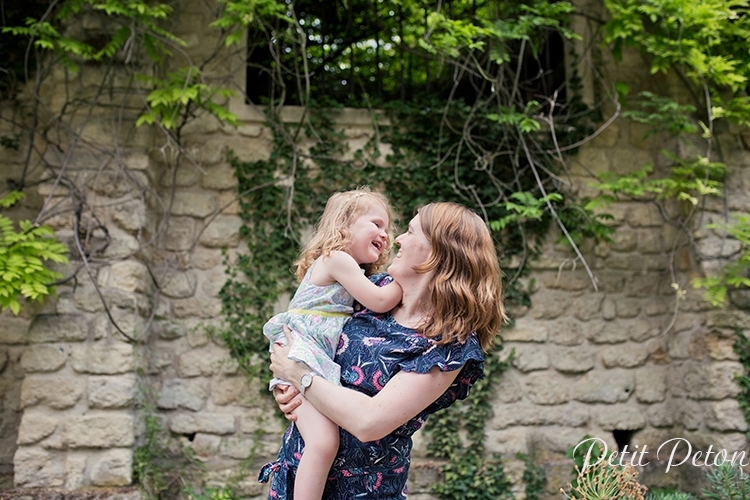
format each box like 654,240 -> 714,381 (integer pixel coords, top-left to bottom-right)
263,260 -> 354,388
258,274 -> 485,499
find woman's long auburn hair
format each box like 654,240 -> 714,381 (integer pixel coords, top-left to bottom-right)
294,187 -> 395,281
414,202 -> 507,351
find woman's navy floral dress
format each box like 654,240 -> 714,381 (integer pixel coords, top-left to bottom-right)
258,275 -> 485,499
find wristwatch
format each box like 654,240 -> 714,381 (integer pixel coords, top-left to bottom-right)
300,372 -> 316,396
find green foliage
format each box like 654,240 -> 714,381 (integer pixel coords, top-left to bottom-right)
623,92 -> 698,138
646,490 -> 696,500
733,328 -> 750,443
518,452 -> 547,500
2,0 -> 179,72
0,192 -> 69,315
692,216 -> 750,307
135,68 -> 238,131
425,350 -> 514,500
602,0 -> 750,308
489,192 -> 562,231
604,0 -> 750,93
703,463 -> 750,500
590,156 -> 725,209
4,0 -> 237,136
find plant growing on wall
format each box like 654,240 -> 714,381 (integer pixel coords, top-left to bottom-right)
595,0 -> 750,310
0,191 -> 69,314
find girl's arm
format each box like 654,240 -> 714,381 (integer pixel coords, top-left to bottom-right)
318,251 -> 402,313
270,334 -> 460,442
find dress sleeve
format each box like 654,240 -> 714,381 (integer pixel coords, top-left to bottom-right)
400,334 -> 485,411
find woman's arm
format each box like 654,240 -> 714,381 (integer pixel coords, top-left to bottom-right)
271,338 -> 460,442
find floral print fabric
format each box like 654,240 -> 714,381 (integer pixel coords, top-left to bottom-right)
259,274 -> 485,499
263,260 -> 354,388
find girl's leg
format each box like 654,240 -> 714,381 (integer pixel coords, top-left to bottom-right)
292,398 -> 339,500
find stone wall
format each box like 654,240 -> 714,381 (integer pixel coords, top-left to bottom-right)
0,0 -> 749,498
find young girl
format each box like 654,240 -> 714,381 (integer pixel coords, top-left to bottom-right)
263,187 -> 403,500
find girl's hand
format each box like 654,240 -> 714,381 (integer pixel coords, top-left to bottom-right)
273,385 -> 301,420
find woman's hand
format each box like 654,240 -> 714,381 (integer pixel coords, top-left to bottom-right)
273,385 -> 302,420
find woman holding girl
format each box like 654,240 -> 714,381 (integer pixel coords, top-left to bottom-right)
261,200 -> 506,499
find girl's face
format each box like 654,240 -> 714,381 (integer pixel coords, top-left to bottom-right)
347,203 -> 390,265
388,214 -> 432,280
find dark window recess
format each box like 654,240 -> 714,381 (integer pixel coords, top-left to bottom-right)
245,1 -> 568,108
612,429 -> 633,452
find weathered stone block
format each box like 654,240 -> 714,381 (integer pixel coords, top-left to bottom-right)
601,343 -> 650,368
21,376 -> 84,409
169,192 -> 218,218
596,405 -> 646,431
170,413 -> 236,435
164,217 -> 196,251
160,164 -> 201,187
162,271 -> 198,299
616,299 -> 641,318
90,449 -> 132,486
572,295 -> 603,321
28,315 -> 88,343
501,320 -> 548,342
20,345 -> 68,372
610,231 -> 637,252
573,370 -> 634,403
220,435 -> 255,459
212,377 -> 249,406
523,371 -> 571,405
551,346 -> 596,373
172,297 -> 223,318
88,374 -> 137,408
65,454 -> 87,490
683,362 -> 742,400
646,402 -> 676,428
626,204 -> 662,227
13,447 -> 64,487
510,344 -> 550,372
201,164 -> 238,190
17,412 -> 58,444
158,378 -> 209,411
198,216 -> 243,249
191,248 -> 224,270
0,316 -> 30,344
635,368 -> 667,403
703,399 -> 748,432
63,414 -> 134,447
548,318 -> 585,346
530,295 -> 573,321
625,275 -> 657,297
200,268 -> 229,297
152,320 -> 185,340
178,345 -> 231,377
586,320 -> 629,344
485,427 -> 529,456
706,310 -> 750,330
190,433 -> 222,458
601,297 -> 616,320
492,371 -> 523,403
0,349 -> 7,373
111,200 -> 146,232
70,342 -> 134,374
490,402 -> 589,429
99,260 -> 152,294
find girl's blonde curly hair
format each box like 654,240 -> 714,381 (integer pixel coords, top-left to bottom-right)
294,187 -> 395,281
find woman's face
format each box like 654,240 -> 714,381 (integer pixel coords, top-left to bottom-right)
388,214 -> 432,280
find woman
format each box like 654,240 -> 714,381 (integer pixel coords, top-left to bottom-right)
260,202 -> 506,498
